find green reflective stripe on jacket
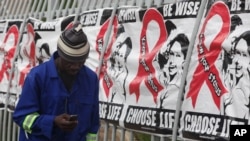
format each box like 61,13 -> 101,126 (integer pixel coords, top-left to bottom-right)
22,112 -> 39,133
86,133 -> 97,141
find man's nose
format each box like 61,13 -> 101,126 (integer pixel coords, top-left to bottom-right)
70,63 -> 83,69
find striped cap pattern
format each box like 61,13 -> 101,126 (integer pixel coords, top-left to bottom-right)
57,22 -> 90,62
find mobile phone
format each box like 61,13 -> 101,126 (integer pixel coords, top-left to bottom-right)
69,115 -> 78,121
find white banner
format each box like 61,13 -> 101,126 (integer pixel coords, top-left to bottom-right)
96,2 -> 198,135
0,20 -> 23,110
0,0 -> 250,140
180,1 -> 250,140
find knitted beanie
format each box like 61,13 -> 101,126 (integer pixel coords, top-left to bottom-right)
57,22 -> 90,62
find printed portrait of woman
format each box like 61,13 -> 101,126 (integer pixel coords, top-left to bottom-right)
156,33 -> 189,109
107,24 -> 132,103
223,30 -> 250,121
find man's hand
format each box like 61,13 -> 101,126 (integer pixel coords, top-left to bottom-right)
54,113 -> 78,132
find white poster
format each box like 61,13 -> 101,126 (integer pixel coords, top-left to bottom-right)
180,1 -> 250,140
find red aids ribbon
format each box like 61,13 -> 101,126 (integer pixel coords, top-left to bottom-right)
97,16 -> 118,98
186,2 -> 230,109
0,25 -> 19,82
129,8 -> 167,103
18,23 -> 36,86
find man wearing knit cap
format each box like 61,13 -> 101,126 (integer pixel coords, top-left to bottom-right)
13,22 -> 100,141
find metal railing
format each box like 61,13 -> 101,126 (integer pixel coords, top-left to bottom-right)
0,0 -> 181,141
0,0 -> 180,21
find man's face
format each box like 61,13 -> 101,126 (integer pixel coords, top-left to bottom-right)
168,42 -> 184,75
60,58 -> 85,75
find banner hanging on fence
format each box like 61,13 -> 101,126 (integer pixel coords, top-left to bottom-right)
96,1 -> 199,135
0,20 -> 23,110
0,16 -> 76,111
180,1 -> 250,140
1,0 -> 250,140
0,0 -> 201,136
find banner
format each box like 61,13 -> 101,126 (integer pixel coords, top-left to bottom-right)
0,0 -> 250,140
180,0 -> 250,140
0,20 -> 23,110
0,16 -> 75,111
97,0 -> 199,135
